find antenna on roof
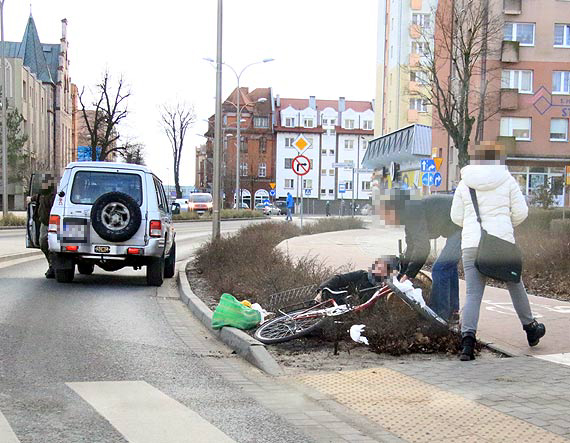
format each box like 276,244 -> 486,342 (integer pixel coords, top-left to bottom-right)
29,2 -> 32,16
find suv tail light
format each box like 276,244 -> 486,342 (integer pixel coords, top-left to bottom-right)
48,215 -> 60,233
149,220 -> 162,237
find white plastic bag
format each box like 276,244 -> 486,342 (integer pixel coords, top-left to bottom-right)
349,324 -> 369,345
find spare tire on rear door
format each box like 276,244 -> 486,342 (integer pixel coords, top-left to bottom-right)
91,192 -> 142,242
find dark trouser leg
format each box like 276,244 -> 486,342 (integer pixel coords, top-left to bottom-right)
429,231 -> 461,321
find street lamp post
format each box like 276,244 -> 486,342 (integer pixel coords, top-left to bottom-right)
212,0 -> 223,239
1,0 -> 7,217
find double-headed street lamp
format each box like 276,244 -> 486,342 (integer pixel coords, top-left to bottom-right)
203,57 -> 274,208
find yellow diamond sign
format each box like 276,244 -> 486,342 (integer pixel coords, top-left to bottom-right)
293,135 -> 311,152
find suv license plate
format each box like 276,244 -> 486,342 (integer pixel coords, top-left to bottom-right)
94,245 -> 111,254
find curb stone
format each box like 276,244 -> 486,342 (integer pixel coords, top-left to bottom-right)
176,268 -> 284,376
0,250 -> 43,263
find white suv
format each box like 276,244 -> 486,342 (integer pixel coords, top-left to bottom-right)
30,162 -> 175,286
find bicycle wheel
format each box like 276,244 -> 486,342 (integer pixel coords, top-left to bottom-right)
254,308 -> 327,344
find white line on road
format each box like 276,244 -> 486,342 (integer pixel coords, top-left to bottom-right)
0,411 -> 20,443
67,381 -> 235,443
535,353 -> 570,367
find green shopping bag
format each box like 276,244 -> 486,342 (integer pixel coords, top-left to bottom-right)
211,293 -> 262,330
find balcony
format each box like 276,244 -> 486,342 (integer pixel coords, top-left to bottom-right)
503,0 -> 522,14
409,81 -> 421,94
407,109 -> 419,123
411,0 -> 422,10
409,24 -> 421,39
501,40 -> 520,63
500,88 -> 519,110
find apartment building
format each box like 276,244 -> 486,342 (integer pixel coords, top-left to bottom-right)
274,96 -> 374,211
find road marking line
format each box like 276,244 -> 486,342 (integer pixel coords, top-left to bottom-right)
67,381 -> 234,443
0,411 -> 20,443
535,353 -> 570,367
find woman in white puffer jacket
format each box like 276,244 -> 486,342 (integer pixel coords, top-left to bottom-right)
450,143 -> 545,361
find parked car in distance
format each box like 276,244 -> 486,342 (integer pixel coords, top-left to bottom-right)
274,200 -> 291,215
254,202 -> 267,212
188,193 -> 213,214
175,198 -> 190,212
27,162 -> 176,286
263,204 -> 281,216
232,202 -> 250,209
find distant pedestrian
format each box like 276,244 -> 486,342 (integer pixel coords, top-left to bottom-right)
32,173 -> 57,278
451,142 -> 545,361
378,189 -> 461,324
325,201 -> 331,217
286,192 -> 294,221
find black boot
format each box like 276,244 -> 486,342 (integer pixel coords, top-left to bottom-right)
459,332 -> 476,361
523,321 -> 545,347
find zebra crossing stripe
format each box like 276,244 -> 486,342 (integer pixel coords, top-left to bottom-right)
0,411 -> 20,443
67,381 -> 235,443
535,353 -> 570,367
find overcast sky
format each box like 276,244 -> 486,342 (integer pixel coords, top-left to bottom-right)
6,0 -> 378,186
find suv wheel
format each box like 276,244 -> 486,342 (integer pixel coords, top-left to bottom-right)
91,192 -> 142,242
55,267 -> 75,283
77,263 -> 95,275
147,256 -> 164,286
164,242 -> 176,278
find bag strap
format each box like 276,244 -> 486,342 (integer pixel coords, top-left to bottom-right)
468,187 -> 483,225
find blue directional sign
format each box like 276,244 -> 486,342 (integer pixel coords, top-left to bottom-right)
422,172 -> 434,187
420,159 -> 436,173
269,189 -> 276,197
339,183 -> 346,194
304,189 -> 311,196
434,172 -> 442,187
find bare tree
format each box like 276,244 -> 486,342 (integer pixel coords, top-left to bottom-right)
416,0 -> 503,167
159,103 -> 196,198
79,71 -> 130,161
119,139 -> 146,165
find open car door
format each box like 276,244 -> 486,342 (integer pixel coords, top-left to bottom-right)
26,173 -> 44,249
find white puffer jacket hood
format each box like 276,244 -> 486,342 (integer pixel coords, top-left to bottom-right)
450,164 -> 528,249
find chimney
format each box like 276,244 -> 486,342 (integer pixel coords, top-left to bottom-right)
61,18 -> 68,40
275,94 -> 281,107
338,97 -> 346,112
309,96 -> 316,110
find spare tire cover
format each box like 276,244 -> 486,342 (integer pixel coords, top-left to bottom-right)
91,192 -> 142,242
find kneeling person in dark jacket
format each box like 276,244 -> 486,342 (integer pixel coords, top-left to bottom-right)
316,256 -> 398,304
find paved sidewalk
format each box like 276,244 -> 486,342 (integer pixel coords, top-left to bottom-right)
277,224 -> 570,361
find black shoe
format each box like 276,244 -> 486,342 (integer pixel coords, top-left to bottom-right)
459,332 -> 476,361
45,268 -> 55,279
523,321 -> 546,347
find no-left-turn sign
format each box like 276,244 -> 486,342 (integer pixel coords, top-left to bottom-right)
292,155 -> 311,176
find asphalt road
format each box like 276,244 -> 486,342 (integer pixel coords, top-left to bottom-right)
0,219 -> 313,443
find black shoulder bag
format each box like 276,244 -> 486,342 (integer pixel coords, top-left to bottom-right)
468,187 -> 522,283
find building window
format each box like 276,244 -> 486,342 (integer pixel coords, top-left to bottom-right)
553,71 -> 570,94
329,149 -> 335,155
411,41 -> 428,55
501,70 -> 533,93
258,162 -> 267,177
320,188 -> 326,195
550,119 -> 569,141
344,139 -> 354,149
362,139 -> 368,149
285,117 -> 295,127
240,162 -> 248,177
328,189 -> 334,195
240,136 -> 247,153
411,13 -> 430,28
253,116 -> 269,128
23,80 -> 27,100
554,24 -> 570,47
321,168 -> 327,176
409,98 -> 428,112
410,70 -> 428,84
362,181 -> 371,191
284,179 -> 294,188
284,136 -> 295,147
362,120 -> 373,130
321,148 -> 327,155
500,117 -> 531,141
504,22 -> 535,46
303,117 -> 314,128
344,119 -> 355,129
259,137 -> 266,153
306,136 -> 314,146
329,169 -> 335,176
285,158 -> 293,169
345,181 -> 353,191
303,179 -> 312,189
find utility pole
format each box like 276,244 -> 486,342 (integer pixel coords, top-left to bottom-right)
212,0 -> 223,239
1,0 -> 8,217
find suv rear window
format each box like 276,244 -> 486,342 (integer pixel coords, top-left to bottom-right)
70,171 -> 143,205
189,194 -> 212,203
